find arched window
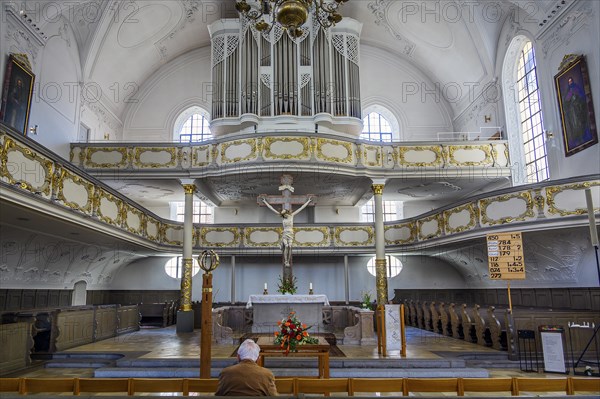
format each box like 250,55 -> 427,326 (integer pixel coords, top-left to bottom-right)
361,112 -> 393,142
173,106 -> 212,142
516,41 -> 548,183
503,37 -> 549,184
164,257 -> 200,279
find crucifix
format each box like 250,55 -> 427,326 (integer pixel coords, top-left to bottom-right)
258,174 -> 316,281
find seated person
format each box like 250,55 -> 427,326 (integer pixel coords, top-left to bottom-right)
215,339 -> 278,396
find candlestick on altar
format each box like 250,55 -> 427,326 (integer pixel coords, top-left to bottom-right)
309,282 -> 313,295
263,283 -> 268,295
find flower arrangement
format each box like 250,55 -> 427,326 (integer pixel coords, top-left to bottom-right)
360,290 -> 374,310
277,275 -> 298,294
274,311 -> 318,353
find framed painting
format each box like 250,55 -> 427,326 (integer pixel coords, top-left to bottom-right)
0,54 -> 35,135
554,55 -> 598,157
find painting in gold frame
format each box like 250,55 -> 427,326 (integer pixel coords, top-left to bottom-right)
0,54 -> 35,135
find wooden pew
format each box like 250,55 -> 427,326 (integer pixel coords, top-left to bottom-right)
421,301 -> 433,331
439,302 -> 452,336
449,303 -> 464,339
184,378 -> 219,395
76,378 -> 130,395
486,306 -> 508,350
403,378 -> 460,396
514,377 -> 570,396
349,378 -> 404,395
138,303 -> 169,327
296,378 -> 349,396
472,304 -> 492,347
460,303 -> 477,343
460,377 -> 515,396
429,302 -> 443,334
415,300 -> 424,330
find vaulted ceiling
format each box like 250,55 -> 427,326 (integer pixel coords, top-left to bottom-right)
36,0 -> 567,121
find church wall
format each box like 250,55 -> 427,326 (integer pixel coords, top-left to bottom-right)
0,10 -> 82,158
121,48 -> 212,141
497,0 -> 600,181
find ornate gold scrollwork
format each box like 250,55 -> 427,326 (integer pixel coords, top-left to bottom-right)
375,258 -> 388,305
316,138 -> 354,164
54,167 -> 95,214
85,147 -> 130,168
198,250 -> 220,274
182,184 -> 196,195
362,145 -> 382,167
334,226 -> 374,246
244,227 -> 282,247
479,191 -> 534,226
418,214 -> 443,240
180,258 -> 194,311
447,144 -> 492,166
384,223 -> 416,245
145,218 -> 161,241
443,203 -> 478,234
200,227 -> 241,247
546,181 -> 600,216
192,145 -> 211,167
162,224 -> 183,246
372,184 -> 384,195
1,137 -> 53,195
293,227 -> 330,247
263,137 -> 310,160
220,139 -> 257,163
94,189 -> 123,226
122,205 -> 144,234
398,145 -> 444,167
133,147 -> 177,168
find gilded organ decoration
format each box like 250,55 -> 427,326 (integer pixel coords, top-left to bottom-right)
418,214 -> 443,240
546,181 -> 600,216
479,191 -> 535,226
293,227 -> 330,247
200,227 -> 241,247
316,139 -> 354,164
220,139 -> 257,164
398,145 -> 444,167
334,226 -> 374,246
85,147 -> 130,169
385,223 -> 416,245
133,147 -> 177,169
1,137 -> 53,197
263,137 -> 310,160
244,227 -> 282,247
447,144 -> 493,166
54,168 -> 95,214
444,203 -> 478,234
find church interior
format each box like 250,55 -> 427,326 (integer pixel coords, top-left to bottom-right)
0,0 -> 599,396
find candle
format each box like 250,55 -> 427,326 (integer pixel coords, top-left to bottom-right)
264,283 -> 267,290
310,282 -> 313,290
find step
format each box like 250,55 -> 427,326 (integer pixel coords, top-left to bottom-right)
45,358 -> 115,368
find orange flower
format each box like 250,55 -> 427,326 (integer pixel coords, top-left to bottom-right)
277,321 -> 282,326
290,311 -> 296,315
302,324 -> 307,329
285,322 -> 290,326
296,335 -> 301,340
303,331 -> 308,337
274,331 -> 279,336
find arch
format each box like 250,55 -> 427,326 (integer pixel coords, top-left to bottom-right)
361,105 -> 400,142
172,106 -> 212,142
72,280 -> 87,306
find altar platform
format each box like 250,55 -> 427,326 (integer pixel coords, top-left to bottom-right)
247,294 -> 329,333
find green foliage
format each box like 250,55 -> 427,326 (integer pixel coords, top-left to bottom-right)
277,275 -> 298,294
360,290 -> 373,310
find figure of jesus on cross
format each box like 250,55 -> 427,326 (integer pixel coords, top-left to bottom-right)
258,174 -> 316,280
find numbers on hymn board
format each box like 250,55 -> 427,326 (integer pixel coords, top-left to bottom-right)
486,232 -> 525,280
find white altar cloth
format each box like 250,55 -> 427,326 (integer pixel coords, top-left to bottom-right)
246,295 -> 330,333
246,294 -> 330,308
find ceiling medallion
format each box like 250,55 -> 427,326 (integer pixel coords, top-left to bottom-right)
235,0 -> 349,39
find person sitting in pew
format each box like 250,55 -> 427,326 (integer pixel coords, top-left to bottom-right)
215,339 -> 278,396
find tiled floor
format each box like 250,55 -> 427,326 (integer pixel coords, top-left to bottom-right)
11,326 -> 570,381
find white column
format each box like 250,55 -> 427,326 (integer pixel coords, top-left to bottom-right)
344,254 -> 349,305
179,183 -> 196,311
231,255 -> 236,304
372,182 -> 388,305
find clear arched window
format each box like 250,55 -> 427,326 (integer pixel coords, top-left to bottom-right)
361,112 -> 393,142
174,107 -> 212,142
164,257 -> 200,279
516,41 -> 548,183
367,256 -> 403,278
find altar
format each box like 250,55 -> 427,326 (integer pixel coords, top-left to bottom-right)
247,294 -> 329,333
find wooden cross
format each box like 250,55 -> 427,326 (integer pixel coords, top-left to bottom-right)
257,174 -> 316,281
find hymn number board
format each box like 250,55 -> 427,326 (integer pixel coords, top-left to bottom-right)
486,232 -> 526,280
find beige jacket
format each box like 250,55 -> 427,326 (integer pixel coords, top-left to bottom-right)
215,359 -> 278,396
